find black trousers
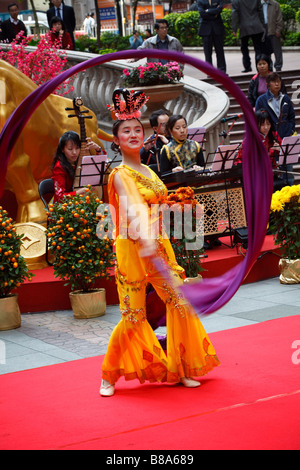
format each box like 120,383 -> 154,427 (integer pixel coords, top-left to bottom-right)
201,30 -> 226,73
240,32 -> 264,70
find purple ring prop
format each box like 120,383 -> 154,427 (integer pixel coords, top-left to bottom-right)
0,49 -> 273,314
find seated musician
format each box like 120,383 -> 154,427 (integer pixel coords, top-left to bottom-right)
51,131 -> 103,203
234,109 -> 282,169
140,109 -> 170,170
160,115 -> 204,174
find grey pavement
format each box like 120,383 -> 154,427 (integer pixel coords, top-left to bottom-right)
0,277 -> 299,375
183,46 -> 300,79
0,47 -> 300,376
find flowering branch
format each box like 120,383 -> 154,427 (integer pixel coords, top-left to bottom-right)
0,31 -> 75,95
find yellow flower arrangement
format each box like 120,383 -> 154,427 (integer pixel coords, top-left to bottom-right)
164,187 -> 204,278
269,184 -> 300,260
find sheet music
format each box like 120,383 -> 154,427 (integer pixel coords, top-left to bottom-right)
187,127 -> 206,144
278,135 -> 300,165
80,154 -> 107,186
211,144 -> 240,172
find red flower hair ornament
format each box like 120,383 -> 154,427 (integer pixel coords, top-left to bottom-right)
109,88 -> 149,120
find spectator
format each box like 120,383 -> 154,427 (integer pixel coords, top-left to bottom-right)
47,0 -> 76,49
248,54 -> 286,107
262,0 -> 283,72
232,0 -> 265,73
197,0 -> 227,73
49,16 -> 73,50
83,13 -> 92,36
255,72 -> 295,139
129,30 -> 143,49
90,12 -> 96,37
255,72 -> 295,184
135,19 -> 184,65
145,29 -> 152,39
0,3 -> 27,43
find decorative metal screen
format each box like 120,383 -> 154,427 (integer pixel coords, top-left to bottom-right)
194,186 -> 247,237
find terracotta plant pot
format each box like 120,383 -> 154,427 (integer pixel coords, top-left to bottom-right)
279,258 -> 300,284
0,294 -> 21,331
69,288 -> 106,319
131,83 -> 184,136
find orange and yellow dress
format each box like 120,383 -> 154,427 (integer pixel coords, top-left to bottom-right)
101,164 -> 220,385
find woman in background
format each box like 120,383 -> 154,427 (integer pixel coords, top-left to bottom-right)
49,16 -> 73,50
51,131 -> 101,203
248,54 -> 286,107
235,109 -> 282,170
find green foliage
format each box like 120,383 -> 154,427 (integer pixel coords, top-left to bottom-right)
0,207 -> 33,298
163,12 -> 181,36
47,188 -> 115,293
280,4 -> 297,37
283,31 -> 300,45
221,8 -> 240,46
75,32 -> 131,54
174,12 -> 202,46
279,0 -> 300,9
164,8 -> 238,47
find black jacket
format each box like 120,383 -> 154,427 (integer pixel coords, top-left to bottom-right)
0,18 -> 27,42
197,0 -> 225,36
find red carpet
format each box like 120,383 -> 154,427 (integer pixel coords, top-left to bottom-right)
17,235 -> 282,313
1,316 -> 299,450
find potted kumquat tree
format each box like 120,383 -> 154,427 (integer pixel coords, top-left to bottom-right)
46,187 -> 115,318
0,206 -> 33,330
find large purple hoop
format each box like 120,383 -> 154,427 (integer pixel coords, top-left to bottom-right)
0,49 -> 273,313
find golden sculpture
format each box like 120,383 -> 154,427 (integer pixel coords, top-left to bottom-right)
0,60 -> 113,225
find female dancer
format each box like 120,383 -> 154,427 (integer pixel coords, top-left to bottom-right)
51,131 -> 102,203
100,89 -> 220,397
160,114 -> 205,174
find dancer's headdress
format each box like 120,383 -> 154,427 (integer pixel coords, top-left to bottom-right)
110,88 -> 149,120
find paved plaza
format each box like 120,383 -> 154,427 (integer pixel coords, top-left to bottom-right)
0,47 -> 300,376
1,277 -> 299,375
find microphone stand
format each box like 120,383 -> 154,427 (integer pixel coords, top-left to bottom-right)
219,115 -> 241,144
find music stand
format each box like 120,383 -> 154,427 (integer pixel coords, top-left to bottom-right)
187,127 -> 206,145
79,154 -> 108,187
278,135 -> 300,166
211,144 -> 240,172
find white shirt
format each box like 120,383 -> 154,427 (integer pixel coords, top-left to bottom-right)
262,0 -> 269,24
56,7 -> 63,19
